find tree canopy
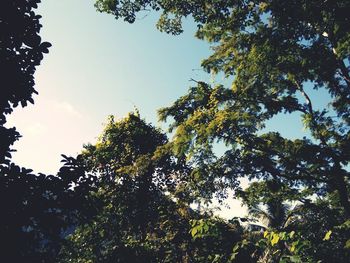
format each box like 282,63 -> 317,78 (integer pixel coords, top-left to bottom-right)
1,0 -> 350,262
95,0 -> 350,261
0,2 -> 95,262
95,0 -> 350,214
60,113 -> 245,263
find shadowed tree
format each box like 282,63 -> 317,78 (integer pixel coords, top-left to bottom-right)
248,199 -> 289,230
239,180 -> 295,230
0,0 -> 51,163
0,1 -> 97,262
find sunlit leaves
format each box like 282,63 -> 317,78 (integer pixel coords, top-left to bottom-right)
323,230 -> 332,241
60,113 -> 194,262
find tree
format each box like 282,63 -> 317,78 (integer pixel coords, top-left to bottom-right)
60,113 -> 245,262
0,2 -> 96,262
60,113 -> 193,262
286,198 -> 350,262
94,0 -> 350,215
247,196 -> 288,230
96,0 -> 350,260
0,0 -> 51,163
0,156 -> 97,262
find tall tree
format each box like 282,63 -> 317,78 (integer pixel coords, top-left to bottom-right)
95,0 -> 350,215
60,113 -> 244,263
242,181 -> 289,230
0,0 -> 51,163
0,2 -> 96,262
60,113 -> 193,262
95,1 -> 350,260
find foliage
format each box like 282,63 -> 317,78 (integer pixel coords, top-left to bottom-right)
95,0 -> 350,213
189,218 -> 252,263
60,114 -> 190,262
232,198 -> 350,262
0,154 -> 97,262
0,1 -> 96,262
96,0 -> 350,261
2,0 -> 350,262
257,230 -> 313,263
239,180 -> 292,229
285,199 -> 350,262
59,113 -> 245,262
0,0 -> 51,163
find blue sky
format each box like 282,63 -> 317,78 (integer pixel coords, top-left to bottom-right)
7,0 -> 211,173
6,0 -> 328,218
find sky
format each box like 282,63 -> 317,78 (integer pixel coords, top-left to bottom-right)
7,0 -> 211,173
6,0 -> 327,219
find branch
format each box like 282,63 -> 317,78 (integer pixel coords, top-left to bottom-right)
337,59 -> 350,86
189,78 -> 200,84
261,165 -> 326,184
322,31 -> 350,87
294,80 -> 329,146
294,81 -> 313,115
136,8 -> 151,20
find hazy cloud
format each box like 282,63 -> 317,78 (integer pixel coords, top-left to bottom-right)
53,101 -> 82,118
25,122 -> 48,136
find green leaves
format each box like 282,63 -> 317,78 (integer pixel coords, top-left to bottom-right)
289,231 -> 295,239
344,239 -> 350,249
98,0 -> 350,212
323,230 -> 332,241
259,230 -> 315,262
189,219 -> 214,240
270,233 -> 280,246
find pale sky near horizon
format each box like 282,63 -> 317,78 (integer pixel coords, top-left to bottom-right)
6,0 -> 325,219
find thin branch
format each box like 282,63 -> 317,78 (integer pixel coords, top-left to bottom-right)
322,31 -> 350,87
261,166 -> 326,184
337,59 -> 350,86
294,81 -> 313,115
189,78 -> 200,84
294,80 -> 329,146
136,9 -> 151,20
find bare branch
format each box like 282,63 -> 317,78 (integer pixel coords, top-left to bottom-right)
189,78 -> 200,84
